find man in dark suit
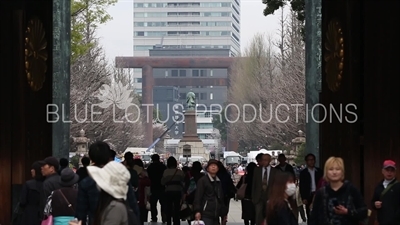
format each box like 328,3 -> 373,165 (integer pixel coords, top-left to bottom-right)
251,153 -> 279,225
276,154 -> 295,177
299,153 -> 323,224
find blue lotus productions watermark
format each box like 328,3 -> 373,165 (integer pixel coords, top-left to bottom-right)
46,80 -> 358,124
46,102 -> 358,125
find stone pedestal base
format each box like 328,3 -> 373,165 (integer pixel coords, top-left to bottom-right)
181,110 -> 202,142
176,141 -> 209,161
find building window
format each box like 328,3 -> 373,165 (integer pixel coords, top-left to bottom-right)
192,70 -> 199,77
197,123 -> 213,129
165,71 -> 168,77
210,69 -> 213,76
179,70 -> 186,77
179,92 -> 186,100
210,93 -> 213,100
198,134 -> 207,139
200,93 -> 207,100
200,70 -> 207,77
134,78 -> 142,83
171,70 -> 178,77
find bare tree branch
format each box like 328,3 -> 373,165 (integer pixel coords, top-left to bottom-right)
70,13 -> 143,152
228,10 -> 305,147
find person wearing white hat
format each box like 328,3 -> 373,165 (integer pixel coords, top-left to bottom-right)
74,141 -> 140,225
69,161 -> 139,225
86,161 -> 136,225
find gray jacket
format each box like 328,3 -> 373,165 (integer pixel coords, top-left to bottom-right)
101,200 -> 128,225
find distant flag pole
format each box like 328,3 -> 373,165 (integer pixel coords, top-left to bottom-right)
146,115 -> 183,152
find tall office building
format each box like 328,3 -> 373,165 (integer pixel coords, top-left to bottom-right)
132,0 -> 241,94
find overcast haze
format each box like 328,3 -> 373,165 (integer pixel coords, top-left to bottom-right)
97,0 -> 284,62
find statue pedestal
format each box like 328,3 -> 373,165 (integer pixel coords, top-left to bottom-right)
181,110 -> 201,142
176,141 -> 208,161
177,109 -> 208,160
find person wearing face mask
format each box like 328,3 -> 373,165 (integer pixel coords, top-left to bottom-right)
266,172 -> 298,225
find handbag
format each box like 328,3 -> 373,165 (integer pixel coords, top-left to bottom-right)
236,175 -> 247,200
41,215 -> 53,225
42,192 -> 54,225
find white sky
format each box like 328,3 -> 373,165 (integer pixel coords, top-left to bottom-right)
97,0 -> 284,62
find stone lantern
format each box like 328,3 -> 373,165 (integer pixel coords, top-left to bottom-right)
291,130 -> 306,156
72,129 -> 90,167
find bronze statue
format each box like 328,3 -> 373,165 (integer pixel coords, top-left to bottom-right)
186,92 -> 196,110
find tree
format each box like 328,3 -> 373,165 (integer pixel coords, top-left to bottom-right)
262,0 -> 305,30
70,44 -> 144,151
294,142 -> 306,165
152,122 -> 169,150
70,2 -> 143,152
228,10 -> 305,147
71,0 -> 117,61
228,33 -> 278,146
70,155 -> 80,168
212,106 -> 228,145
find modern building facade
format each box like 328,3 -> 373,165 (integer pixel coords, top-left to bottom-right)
151,48 -> 229,107
131,0 -> 241,93
151,48 -> 228,146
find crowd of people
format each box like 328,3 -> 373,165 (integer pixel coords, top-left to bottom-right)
14,141 -> 400,225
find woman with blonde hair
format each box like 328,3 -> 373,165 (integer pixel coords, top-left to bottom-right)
309,157 -> 368,225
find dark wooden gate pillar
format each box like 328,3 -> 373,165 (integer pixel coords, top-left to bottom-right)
142,65 -> 154,147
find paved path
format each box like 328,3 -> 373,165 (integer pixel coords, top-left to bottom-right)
148,199 -> 307,225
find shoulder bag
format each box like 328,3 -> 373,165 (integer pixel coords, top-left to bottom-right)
59,190 -> 75,213
236,175 -> 247,200
380,180 -> 398,199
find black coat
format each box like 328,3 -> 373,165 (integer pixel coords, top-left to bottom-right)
371,179 -> 400,225
299,167 -> 323,201
276,163 -> 296,177
193,174 -> 228,219
267,201 -> 298,225
20,179 -> 43,225
236,175 -> 255,220
309,181 -> 368,225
